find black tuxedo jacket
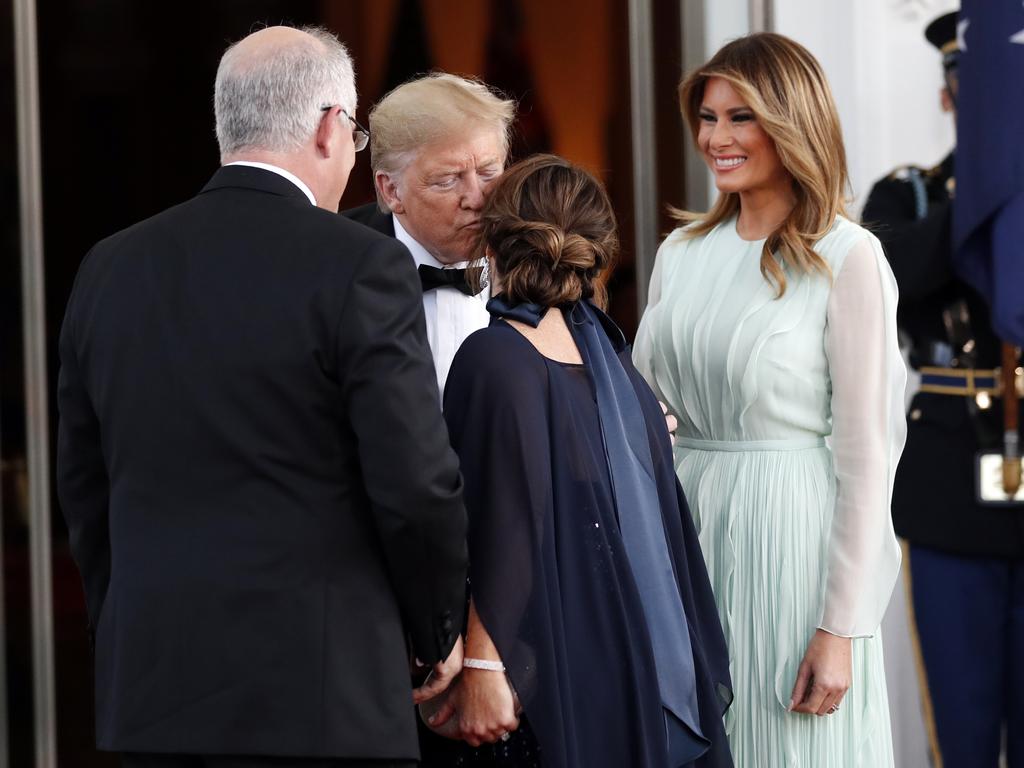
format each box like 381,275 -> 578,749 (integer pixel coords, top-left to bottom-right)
344,202 -> 395,237
56,166 -> 468,758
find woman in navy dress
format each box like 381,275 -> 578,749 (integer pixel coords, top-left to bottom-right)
430,154 -> 733,768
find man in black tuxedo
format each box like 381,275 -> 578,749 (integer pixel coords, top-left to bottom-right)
57,25 -> 467,768
344,78 -> 513,765
344,73 -> 515,397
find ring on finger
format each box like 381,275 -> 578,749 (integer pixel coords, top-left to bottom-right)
500,732 -> 511,742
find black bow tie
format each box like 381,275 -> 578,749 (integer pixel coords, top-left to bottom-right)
418,264 -> 476,296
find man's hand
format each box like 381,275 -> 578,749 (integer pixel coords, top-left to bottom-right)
660,401 -> 678,445
413,635 -> 464,704
788,629 -> 851,716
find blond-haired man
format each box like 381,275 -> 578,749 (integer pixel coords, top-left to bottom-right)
345,73 -> 516,394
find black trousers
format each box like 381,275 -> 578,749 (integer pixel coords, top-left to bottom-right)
122,755 -> 416,768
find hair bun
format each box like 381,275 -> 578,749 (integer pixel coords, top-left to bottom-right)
480,154 -> 618,308
504,220 -> 598,272
557,232 -> 599,271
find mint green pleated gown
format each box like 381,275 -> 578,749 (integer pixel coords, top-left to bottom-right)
634,216 -> 907,768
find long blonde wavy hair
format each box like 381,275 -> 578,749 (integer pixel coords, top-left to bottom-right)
677,33 -> 850,296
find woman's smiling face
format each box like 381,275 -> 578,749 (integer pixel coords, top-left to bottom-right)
697,76 -> 791,197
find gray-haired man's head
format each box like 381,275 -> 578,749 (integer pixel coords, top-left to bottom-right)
214,25 -> 356,160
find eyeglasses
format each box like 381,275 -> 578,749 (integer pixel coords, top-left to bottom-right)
321,105 -> 370,152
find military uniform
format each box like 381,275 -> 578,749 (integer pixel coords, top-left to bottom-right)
864,155 -> 1024,556
862,14 -> 1024,765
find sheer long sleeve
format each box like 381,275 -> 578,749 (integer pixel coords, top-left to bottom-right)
633,234 -> 672,398
819,235 -> 908,638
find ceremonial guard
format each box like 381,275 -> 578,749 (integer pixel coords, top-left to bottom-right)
862,11 -> 1024,767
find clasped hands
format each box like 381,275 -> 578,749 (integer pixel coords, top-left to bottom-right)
412,635 -> 520,746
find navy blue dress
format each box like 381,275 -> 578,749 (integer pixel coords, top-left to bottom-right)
438,309 -> 733,768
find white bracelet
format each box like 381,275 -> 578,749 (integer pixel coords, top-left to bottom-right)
463,657 -> 506,672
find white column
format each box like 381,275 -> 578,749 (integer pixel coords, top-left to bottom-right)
773,0 -> 955,212
630,0 -> 659,314
13,0 -> 57,764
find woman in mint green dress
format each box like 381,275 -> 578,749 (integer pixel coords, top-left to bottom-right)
633,34 -> 907,767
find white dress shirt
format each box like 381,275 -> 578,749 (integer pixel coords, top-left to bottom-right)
393,216 -> 491,396
224,161 -> 317,206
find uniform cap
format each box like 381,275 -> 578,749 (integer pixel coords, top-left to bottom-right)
925,11 -> 960,69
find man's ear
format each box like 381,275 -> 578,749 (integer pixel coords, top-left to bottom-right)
940,86 -> 954,114
316,107 -> 338,158
375,171 -> 405,214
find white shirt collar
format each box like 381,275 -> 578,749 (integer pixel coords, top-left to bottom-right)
392,212 -> 490,396
392,215 -> 444,268
224,161 -> 317,207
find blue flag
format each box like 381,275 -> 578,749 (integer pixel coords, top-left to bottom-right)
953,0 -> 1024,346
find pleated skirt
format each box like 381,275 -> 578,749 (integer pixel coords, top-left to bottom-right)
676,438 -> 894,768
